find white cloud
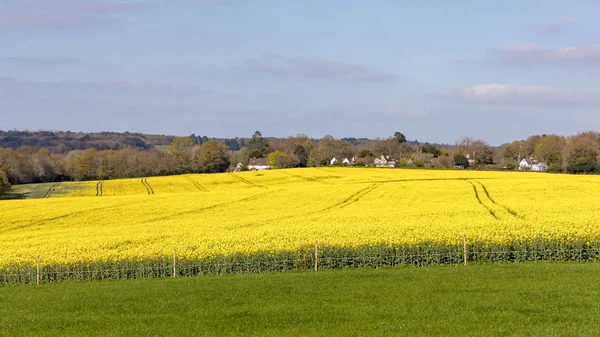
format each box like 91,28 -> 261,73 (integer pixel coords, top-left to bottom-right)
447,83 -> 599,105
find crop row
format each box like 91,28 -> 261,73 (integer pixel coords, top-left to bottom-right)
2,235 -> 599,285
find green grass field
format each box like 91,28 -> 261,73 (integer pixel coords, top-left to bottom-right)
2,262 -> 599,337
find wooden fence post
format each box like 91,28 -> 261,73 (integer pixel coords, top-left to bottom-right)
173,248 -> 177,278
36,255 -> 40,284
463,234 -> 467,266
314,241 -> 318,272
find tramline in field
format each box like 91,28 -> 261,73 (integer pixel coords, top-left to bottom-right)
1,167 -> 600,283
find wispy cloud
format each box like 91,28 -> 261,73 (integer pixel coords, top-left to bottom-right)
443,83 -> 599,105
0,56 -> 82,66
488,43 -> 600,66
0,0 -> 145,31
537,17 -> 574,37
0,76 -> 207,98
241,54 -> 398,82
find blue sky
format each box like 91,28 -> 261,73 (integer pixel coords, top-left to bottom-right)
1,0 -> 600,145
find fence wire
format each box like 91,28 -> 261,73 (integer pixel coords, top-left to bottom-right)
2,245 -> 600,285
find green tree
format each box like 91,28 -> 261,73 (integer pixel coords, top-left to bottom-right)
196,141 -> 230,173
245,131 -> 271,158
293,144 -> 309,167
566,142 -> 598,174
357,149 -> 373,158
454,154 -> 469,168
394,131 -> 407,144
168,137 -> 194,174
421,143 -> 441,157
534,135 -> 564,171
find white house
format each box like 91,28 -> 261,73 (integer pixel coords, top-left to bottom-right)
531,163 -> 548,172
374,155 -> 397,168
519,157 -> 547,172
234,162 -> 245,172
465,154 -> 476,166
519,158 -> 532,169
247,158 -> 271,170
330,156 -> 354,166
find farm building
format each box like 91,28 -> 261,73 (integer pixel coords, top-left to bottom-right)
247,158 -> 271,170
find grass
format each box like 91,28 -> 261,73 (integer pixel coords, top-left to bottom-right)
0,182 -> 56,200
1,262 -> 599,336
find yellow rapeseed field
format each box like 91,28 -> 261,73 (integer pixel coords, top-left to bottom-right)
2,167 -> 600,270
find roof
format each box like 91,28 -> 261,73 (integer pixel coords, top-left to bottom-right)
248,158 -> 270,166
356,156 -> 374,164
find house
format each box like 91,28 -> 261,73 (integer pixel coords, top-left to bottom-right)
465,154 -> 476,166
247,158 -> 271,170
234,162 -> 245,172
531,163 -> 548,172
519,157 -> 547,172
374,155 -> 397,168
330,156 -> 354,166
519,158 -> 532,170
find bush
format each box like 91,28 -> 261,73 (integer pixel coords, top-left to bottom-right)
453,154 -> 469,168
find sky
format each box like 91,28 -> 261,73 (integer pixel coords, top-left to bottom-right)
1,0 -> 600,145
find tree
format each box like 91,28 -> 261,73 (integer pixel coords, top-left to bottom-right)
456,136 -> 475,154
357,149 -> 373,158
457,137 -> 493,165
66,148 -> 101,181
0,168 -> 10,195
168,137 -> 194,174
421,143 -> 441,157
196,141 -> 230,173
566,142 -> 598,174
394,131 -> 407,144
534,135 -> 564,171
268,151 -> 299,168
245,131 -> 271,158
454,154 -> 469,168
293,144 -> 309,167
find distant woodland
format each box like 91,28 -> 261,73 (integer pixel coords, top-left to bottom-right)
2,129 -> 600,194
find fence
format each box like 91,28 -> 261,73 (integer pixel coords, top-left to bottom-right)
2,234 -> 600,285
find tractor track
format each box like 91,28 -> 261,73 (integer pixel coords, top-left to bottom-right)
141,178 -> 154,195
95,180 -> 104,196
467,181 -> 498,219
474,180 -> 518,217
228,173 -> 262,187
185,176 -> 208,192
43,183 -> 61,198
322,183 -> 383,212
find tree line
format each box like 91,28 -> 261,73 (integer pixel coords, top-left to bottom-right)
2,129 -> 600,194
